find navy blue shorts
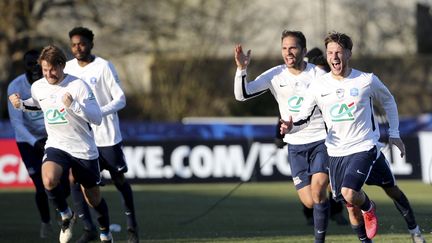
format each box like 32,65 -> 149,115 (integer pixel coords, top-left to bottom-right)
366,152 -> 396,188
287,139 -> 328,190
43,147 -> 101,188
329,146 -> 377,202
98,142 -> 128,175
17,141 -> 45,176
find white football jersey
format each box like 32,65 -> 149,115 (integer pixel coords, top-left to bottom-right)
234,63 -> 327,145
291,69 -> 400,157
7,74 -> 46,145
64,57 -> 125,146
27,74 -> 102,160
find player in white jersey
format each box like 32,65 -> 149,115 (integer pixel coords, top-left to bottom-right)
9,45 -> 113,243
64,27 -> 138,243
281,33 -> 425,243
7,49 -> 58,238
279,31 -> 422,243
274,47 -> 349,227
234,30 -> 330,243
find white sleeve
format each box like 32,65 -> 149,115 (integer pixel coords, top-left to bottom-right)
371,74 -> 400,138
234,68 -> 271,101
99,63 -> 126,116
7,85 -> 38,145
69,83 -> 102,125
16,84 -> 43,112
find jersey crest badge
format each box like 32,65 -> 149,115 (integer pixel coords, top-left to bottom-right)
350,88 -> 359,97
336,88 -> 344,99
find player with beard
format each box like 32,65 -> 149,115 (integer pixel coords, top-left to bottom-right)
274,47 -> 349,227
280,31 -> 419,242
234,30 -> 329,243
64,27 -> 139,243
9,45 -> 113,243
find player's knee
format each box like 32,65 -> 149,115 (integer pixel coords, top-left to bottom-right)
341,187 -> 357,204
311,189 -> 327,204
42,176 -> 59,190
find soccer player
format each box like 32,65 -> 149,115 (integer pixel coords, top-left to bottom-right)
64,26 -> 139,243
280,31 -> 399,242
7,49 -> 55,238
274,48 -> 349,227
9,45 -> 113,243
234,30 -> 330,243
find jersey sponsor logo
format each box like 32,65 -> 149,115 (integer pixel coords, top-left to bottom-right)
45,108 -> 68,124
330,102 -> 355,122
288,96 -> 304,112
321,93 -> 331,97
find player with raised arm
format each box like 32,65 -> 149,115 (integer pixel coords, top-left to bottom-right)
281,31 -> 404,242
234,30 -> 330,243
64,26 -> 139,243
9,45 -> 113,243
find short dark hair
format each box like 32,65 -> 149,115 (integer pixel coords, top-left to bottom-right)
23,49 -> 40,62
38,45 -> 66,67
68,26 -> 94,42
305,47 -> 323,60
324,31 -> 353,51
281,30 -> 306,49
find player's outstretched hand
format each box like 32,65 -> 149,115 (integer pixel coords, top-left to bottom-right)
62,92 -> 73,108
234,44 -> 251,70
8,93 -> 22,109
279,116 -> 293,135
389,137 -> 406,158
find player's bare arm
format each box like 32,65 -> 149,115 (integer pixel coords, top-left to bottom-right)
234,44 -> 251,70
388,137 -> 406,158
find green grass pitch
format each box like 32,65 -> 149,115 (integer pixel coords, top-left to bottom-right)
1,180 -> 431,242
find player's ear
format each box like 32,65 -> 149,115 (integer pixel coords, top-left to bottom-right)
346,49 -> 352,59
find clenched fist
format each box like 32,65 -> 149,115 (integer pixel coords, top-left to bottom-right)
62,92 -> 73,108
279,116 -> 293,135
8,93 -> 22,109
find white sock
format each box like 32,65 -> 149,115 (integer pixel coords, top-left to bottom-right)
408,225 -> 420,234
60,207 -> 72,220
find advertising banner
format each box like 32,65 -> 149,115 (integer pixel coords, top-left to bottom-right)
0,120 -> 430,187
